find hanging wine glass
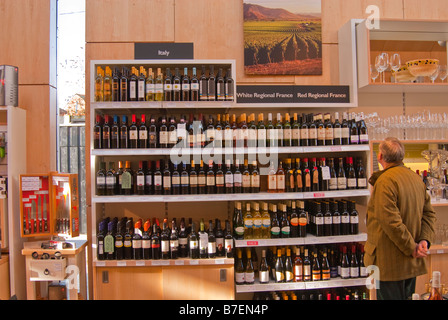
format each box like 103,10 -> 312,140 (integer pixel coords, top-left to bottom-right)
390,53 -> 401,83
375,54 -> 387,83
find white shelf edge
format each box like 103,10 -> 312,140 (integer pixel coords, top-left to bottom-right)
93,257 -> 234,267
92,190 -> 370,204
91,145 -> 370,156
234,233 -> 367,248
235,277 -> 367,293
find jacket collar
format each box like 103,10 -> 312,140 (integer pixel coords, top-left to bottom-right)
368,162 -> 404,186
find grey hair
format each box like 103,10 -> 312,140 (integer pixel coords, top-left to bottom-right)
379,137 -> 405,163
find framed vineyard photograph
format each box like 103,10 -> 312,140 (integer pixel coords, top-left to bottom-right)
243,0 -> 322,75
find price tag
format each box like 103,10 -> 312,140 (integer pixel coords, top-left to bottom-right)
136,261 -> 145,266
246,241 -> 259,246
117,261 -> 127,267
313,193 -> 325,198
96,261 -> 106,267
189,259 -> 199,265
175,260 -> 185,266
321,166 -> 330,180
215,259 -> 225,265
330,146 -> 342,152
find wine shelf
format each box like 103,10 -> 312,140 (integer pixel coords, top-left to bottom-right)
234,233 -> 367,248
91,145 -> 371,157
92,189 -> 370,204
91,101 -> 236,110
93,257 -> 234,267
235,277 -> 367,293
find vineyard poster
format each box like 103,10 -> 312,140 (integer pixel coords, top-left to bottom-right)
243,0 -> 322,75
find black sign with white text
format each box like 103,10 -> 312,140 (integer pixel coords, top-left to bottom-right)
237,85 -> 350,104
134,43 -> 194,60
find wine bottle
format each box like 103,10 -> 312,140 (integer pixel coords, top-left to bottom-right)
245,249 -> 255,284
215,219 -> 225,257
267,161 -> 277,193
350,245 -> 359,278
94,114 -> 102,149
302,158 -> 311,192
283,113 -> 292,147
181,67 -> 190,101
331,200 -> 341,236
294,247 -> 303,282
275,113 -> 283,147
233,159 -> 242,193
276,161 -> 286,193
233,202 -> 244,240
142,219 -> 151,260
96,162 -> 106,196
180,162 -> 189,194
311,158 -> 320,192
178,218 -> 188,258
121,161 -> 134,195
298,201 -> 307,238
340,246 -> 350,279
259,249 -> 270,284
275,249 -> 285,283
102,115 -> 111,149
172,67 -> 181,101
321,252 -> 331,280
189,160 -> 198,194
328,158 -> 338,191
346,157 -> 357,189
104,221 -> 115,260
323,201 -> 333,237
215,162 -> 224,194
341,112 -> 350,145
162,160 -> 171,195
119,67 -> 128,102
225,159 -> 234,194
340,201 -> 350,235
280,204 -> 290,238
314,202 -> 324,237
428,271 -> 443,300
349,200 -> 359,235
171,162 -> 181,195
138,114 -> 148,148
312,253 -> 321,281
251,202 -> 262,239
333,112 -> 342,145
358,113 -> 369,144
129,67 -> 138,101
120,115 -> 129,149
137,66 -> 146,101
208,65 -> 216,101
207,220 -> 216,258
216,68 -> 225,101
191,67 -> 199,101
224,69 -> 234,101
189,221 -> 199,259
132,220 -> 143,260
199,219 -> 208,259
206,160 -> 216,194
135,161 -> 145,195
164,68 -> 172,101
153,160 -> 162,195
356,158 -> 367,189
161,220 -> 170,260
350,113 -> 359,145
114,220 -> 124,260
148,116 -> 158,148
145,68 -> 155,102
243,202 -> 253,239
308,114 -> 317,146
285,159 -> 295,192
324,113 -> 334,146
198,160 -> 207,194
261,202 -> 271,239
110,115 -> 120,149
151,223 -> 160,260
154,68 -> 164,101
97,220 -> 106,260
250,161 -> 260,193
270,204 -> 280,239
128,114 -> 138,148
285,248 -> 294,283
123,219 -> 133,260
170,220 -> 179,259
235,249 -> 245,285
316,113 -> 325,146
337,157 -> 347,190
199,65 -> 208,101
224,220 -> 234,258
294,158 -> 303,192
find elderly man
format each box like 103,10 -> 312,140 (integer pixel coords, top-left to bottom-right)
364,137 -> 436,300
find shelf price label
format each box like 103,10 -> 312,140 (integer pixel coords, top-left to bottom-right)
313,193 -> 326,198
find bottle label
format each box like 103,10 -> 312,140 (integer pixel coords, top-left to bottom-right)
290,217 -> 299,227
172,176 -> 180,186
122,172 -> 132,190
329,178 -> 338,190
139,130 -> 148,140
334,127 -> 342,139
351,134 -> 359,144
163,176 -> 171,188
268,175 -> 277,190
350,215 -> 359,224
333,216 -> 341,224
276,271 -> 285,282
225,174 -> 233,185
284,128 -> 292,140
357,178 -> 367,188
270,226 -> 280,236
277,175 -> 285,190
342,128 -> 350,139
181,176 -> 189,186
309,128 -> 317,139
294,265 -> 303,281
104,235 -> 114,253
281,226 -> 290,235
115,240 -> 123,248
154,176 -> 162,187
159,131 -> 168,144
179,237 -> 188,245
190,240 -> 198,249
206,176 -> 215,186
257,129 -> 266,141
132,239 -> 142,249
347,178 -> 357,188
325,128 -> 334,140
251,175 -> 260,188
235,272 -> 245,284
164,84 -> 172,91
170,240 -> 179,250
244,218 -> 253,228
342,216 -> 350,224
225,239 -> 233,253
324,216 -> 332,225
259,270 -> 270,283
234,226 -> 244,236
191,83 -> 199,90
216,238 -> 224,251
234,173 -> 242,185
299,217 -> 307,226
216,176 -> 224,186
286,271 -> 294,282
350,267 -> 359,278
97,176 -> 106,186
292,129 -> 300,140
142,240 -> 151,249
124,240 -> 132,248
129,129 -> 138,140
337,177 -> 347,189
360,134 -> 369,143
317,128 -> 325,140
262,218 -> 271,228
169,131 -> 178,144
208,242 -> 216,253
301,128 -> 309,139
315,216 -> 324,225
303,265 -> 311,279
161,240 -> 170,253
190,176 -> 198,186
130,82 -> 136,99
182,83 -> 190,91
322,270 -> 331,280
137,175 -> 145,187
242,175 -> 251,187
199,234 -> 208,250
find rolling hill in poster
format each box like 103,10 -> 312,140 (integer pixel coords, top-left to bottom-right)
243,2 -> 322,75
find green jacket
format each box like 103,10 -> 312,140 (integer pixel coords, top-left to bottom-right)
364,164 -> 436,281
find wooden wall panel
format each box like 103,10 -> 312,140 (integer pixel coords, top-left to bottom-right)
18,85 -> 57,173
404,0 -> 448,20
0,0 -> 55,86
86,0 -> 175,43
322,0 -> 404,44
